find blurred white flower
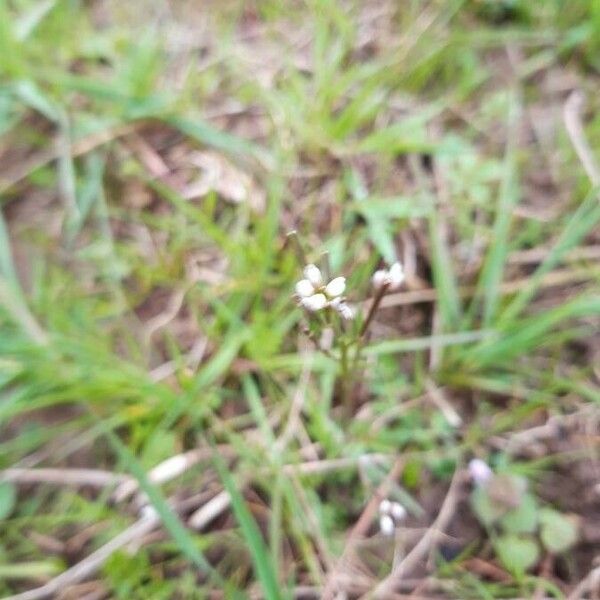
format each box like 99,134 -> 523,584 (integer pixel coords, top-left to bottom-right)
295,265 -> 351,316
390,502 -> 406,521
372,261 -> 405,291
468,458 -> 493,486
378,497 -> 406,536
379,514 -> 395,536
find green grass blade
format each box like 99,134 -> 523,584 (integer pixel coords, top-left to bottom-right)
472,92 -> 520,327
428,209 -> 462,328
165,115 -> 273,167
363,330 -> 492,356
213,453 -> 283,600
499,187 -> 600,325
100,423 -> 241,595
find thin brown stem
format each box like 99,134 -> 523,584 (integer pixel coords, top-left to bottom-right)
359,283 -> 389,338
286,230 -> 309,265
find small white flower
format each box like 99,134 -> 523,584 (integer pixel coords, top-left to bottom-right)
303,264 -> 323,288
468,458 -> 493,486
295,279 -> 315,298
372,270 -> 388,289
390,502 -> 407,521
295,265 -> 351,315
379,514 -> 395,536
378,497 -> 406,534
301,293 -> 328,312
372,262 -> 405,291
388,262 -> 404,288
324,276 -> 346,299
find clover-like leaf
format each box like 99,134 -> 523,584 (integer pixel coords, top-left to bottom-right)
494,534 -> 540,576
486,473 -> 527,510
471,486 -> 507,527
501,493 -> 538,534
539,508 -> 579,554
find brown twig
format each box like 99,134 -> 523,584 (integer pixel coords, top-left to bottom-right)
4,512 -> 160,600
0,122 -> 141,194
1,468 -> 128,488
378,267 -> 593,310
367,467 -> 463,599
567,565 -> 600,600
321,457 -> 405,600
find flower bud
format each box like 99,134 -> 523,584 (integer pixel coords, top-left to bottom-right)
372,270 -> 388,290
388,262 -> 405,289
468,458 -> 493,486
390,502 -> 406,521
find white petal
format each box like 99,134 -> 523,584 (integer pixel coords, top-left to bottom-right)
303,264 -> 323,287
379,514 -> 395,536
295,279 -> 314,297
379,499 -> 392,515
325,276 -> 345,298
390,502 -> 406,521
468,458 -> 493,485
329,297 -> 342,309
388,262 -> 405,289
372,270 -> 389,290
337,302 -> 355,320
301,293 -> 327,312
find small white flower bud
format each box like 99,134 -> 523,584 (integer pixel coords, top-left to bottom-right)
372,270 -> 388,290
379,514 -> 395,536
468,458 -> 493,485
379,499 -> 392,514
390,502 -> 406,521
388,262 -> 404,289
372,263 -> 405,292
301,293 -> 327,312
295,279 -> 314,298
324,276 -> 346,298
303,264 -> 323,288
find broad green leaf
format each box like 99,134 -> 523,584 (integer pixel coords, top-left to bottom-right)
471,486 -> 506,527
539,508 -> 579,554
494,534 -> 540,576
501,493 -> 538,534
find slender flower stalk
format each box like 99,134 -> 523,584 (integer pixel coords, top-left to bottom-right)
360,262 -> 405,337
